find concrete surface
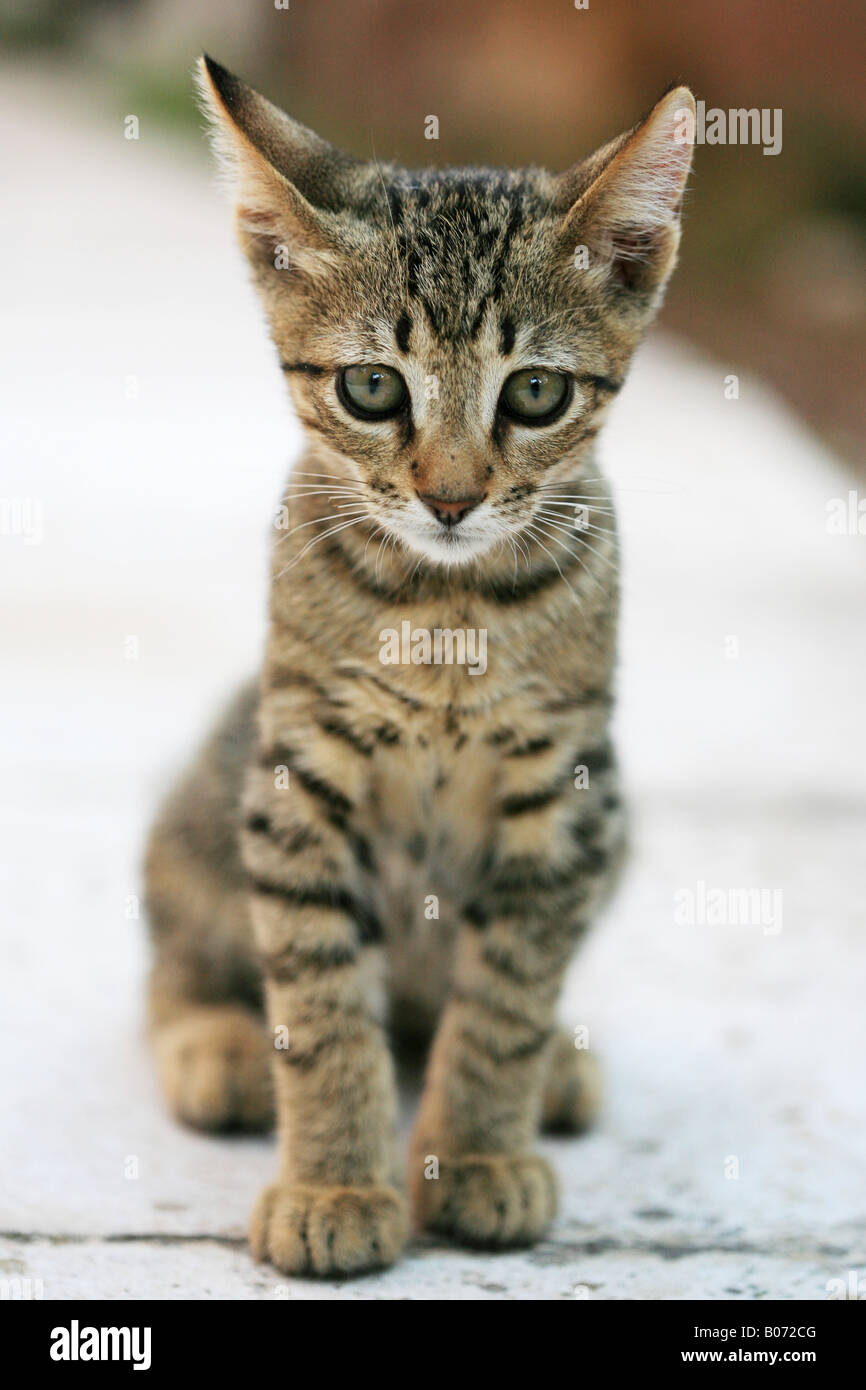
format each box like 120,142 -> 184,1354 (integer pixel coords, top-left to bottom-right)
1,69 -> 864,1300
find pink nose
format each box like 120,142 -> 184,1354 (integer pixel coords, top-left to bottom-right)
418,493 -> 484,527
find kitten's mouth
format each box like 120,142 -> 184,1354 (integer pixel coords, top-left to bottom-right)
392,517 -> 500,567
371,495 -> 505,567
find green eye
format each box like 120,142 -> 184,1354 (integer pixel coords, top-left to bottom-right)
339,364 -> 407,419
500,368 -> 570,423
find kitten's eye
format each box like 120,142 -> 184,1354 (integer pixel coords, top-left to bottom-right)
338,364 -> 407,419
499,368 -> 570,423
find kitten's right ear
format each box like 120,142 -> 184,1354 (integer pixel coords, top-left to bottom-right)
554,86 -> 696,305
196,55 -> 356,275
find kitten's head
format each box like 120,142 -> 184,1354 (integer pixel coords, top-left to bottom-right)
198,57 -> 694,567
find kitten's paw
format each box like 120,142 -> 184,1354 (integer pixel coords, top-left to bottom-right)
153,1006 -> 274,1132
250,1183 -> 408,1277
541,1032 -> 602,1134
412,1153 -> 558,1248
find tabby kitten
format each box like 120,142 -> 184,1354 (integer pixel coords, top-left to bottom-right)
144,57 -> 694,1276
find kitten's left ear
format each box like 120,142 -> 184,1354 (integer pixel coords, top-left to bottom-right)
555,86 -> 696,301
196,55 -> 358,275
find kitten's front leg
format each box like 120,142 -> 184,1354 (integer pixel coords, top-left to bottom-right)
408,915 -> 576,1247
410,781 -> 616,1248
242,741 -> 408,1277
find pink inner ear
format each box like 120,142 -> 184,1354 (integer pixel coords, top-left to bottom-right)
237,203 -> 287,253
236,204 -> 289,272
648,146 -> 692,214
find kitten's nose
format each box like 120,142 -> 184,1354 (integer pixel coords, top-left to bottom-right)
418,493 -> 484,528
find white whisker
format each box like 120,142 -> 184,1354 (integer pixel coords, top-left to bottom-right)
523,524 -> 582,609
273,505 -> 368,547
363,522 -> 390,564
532,514 -> 619,575
534,497 -> 616,512
274,514 -> 369,578
534,508 -> 617,543
527,521 -> 610,597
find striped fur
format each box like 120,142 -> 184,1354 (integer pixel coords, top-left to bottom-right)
144,58 -> 694,1276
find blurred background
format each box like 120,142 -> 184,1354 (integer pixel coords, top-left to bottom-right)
1,0 -> 865,1300
3,0 -> 864,467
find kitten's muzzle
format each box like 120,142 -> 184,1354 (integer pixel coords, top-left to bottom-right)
417,492 -> 485,528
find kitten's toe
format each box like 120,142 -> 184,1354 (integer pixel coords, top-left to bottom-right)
412,1153 -> 557,1248
250,1183 -> 408,1276
153,1005 -> 274,1132
541,1032 -> 602,1134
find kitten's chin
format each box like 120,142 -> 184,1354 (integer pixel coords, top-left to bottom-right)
396,525 -> 500,568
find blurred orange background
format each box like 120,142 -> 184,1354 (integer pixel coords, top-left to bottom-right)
6,0 -> 864,466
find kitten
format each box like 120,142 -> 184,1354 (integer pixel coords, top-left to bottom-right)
144,56 -> 694,1276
